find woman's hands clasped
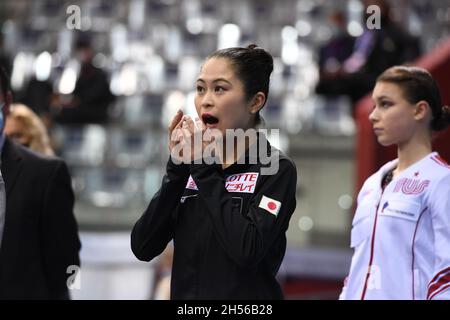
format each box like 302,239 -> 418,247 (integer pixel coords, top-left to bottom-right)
168,110 -> 220,164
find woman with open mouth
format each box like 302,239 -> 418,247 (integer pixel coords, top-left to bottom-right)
131,44 -> 298,299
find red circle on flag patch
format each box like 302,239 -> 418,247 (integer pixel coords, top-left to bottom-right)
268,202 -> 277,210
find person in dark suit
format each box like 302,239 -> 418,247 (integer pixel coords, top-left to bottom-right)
0,66 -> 81,299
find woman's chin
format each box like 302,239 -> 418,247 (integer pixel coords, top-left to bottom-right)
377,137 -> 395,147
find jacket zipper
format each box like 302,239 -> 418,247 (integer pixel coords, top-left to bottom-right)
361,190 -> 385,300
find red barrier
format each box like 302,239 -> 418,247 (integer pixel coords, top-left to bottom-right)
355,38 -> 450,193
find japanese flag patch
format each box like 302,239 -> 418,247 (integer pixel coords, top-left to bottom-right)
259,195 -> 281,217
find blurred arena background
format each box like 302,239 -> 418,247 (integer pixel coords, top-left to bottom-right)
1,0 -> 449,299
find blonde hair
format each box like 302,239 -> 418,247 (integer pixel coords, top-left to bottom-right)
7,103 -> 54,156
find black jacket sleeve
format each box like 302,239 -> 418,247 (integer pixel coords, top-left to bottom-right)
41,160 -> 81,299
131,157 -> 189,261
190,158 -> 297,268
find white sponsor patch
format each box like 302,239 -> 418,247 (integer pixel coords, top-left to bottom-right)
380,200 -> 421,222
185,172 -> 259,193
225,172 -> 259,193
258,195 -> 281,216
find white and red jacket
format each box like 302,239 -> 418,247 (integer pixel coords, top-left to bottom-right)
341,152 -> 450,300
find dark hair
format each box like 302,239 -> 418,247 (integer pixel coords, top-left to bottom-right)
207,44 -> 274,126
0,65 -> 10,102
377,65 -> 450,131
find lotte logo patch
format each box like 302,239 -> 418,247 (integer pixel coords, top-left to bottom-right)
185,172 -> 259,193
259,195 -> 281,217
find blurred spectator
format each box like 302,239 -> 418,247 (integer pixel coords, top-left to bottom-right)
316,0 -> 421,105
0,65 -> 81,299
314,9 -> 357,133
317,10 -> 355,81
52,34 -> 114,125
5,103 -> 54,156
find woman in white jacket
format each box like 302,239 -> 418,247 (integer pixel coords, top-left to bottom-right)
341,66 -> 450,300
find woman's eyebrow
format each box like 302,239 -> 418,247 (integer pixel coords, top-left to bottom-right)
373,95 -> 391,101
212,78 -> 232,85
196,78 -> 232,85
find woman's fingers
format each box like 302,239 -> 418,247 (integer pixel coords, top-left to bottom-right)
172,115 -> 209,162
195,117 -> 205,132
181,116 -> 192,141
183,116 -> 195,133
168,109 -> 183,133
168,110 -> 184,153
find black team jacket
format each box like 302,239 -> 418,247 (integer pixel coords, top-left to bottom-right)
131,134 -> 297,299
0,138 -> 81,299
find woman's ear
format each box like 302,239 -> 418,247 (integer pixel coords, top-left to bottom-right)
249,92 -> 266,115
414,100 -> 431,122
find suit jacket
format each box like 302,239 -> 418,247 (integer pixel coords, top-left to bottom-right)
0,138 -> 81,299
